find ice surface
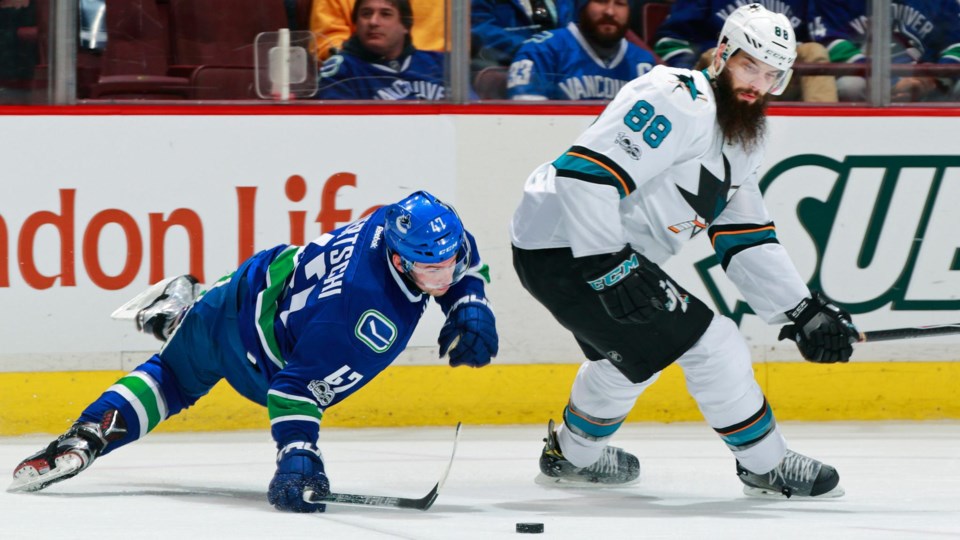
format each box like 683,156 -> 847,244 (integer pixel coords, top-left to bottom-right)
3,422 -> 958,539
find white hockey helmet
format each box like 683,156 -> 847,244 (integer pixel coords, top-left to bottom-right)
714,3 -> 797,95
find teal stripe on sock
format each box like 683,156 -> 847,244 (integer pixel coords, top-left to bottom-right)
563,406 -> 624,439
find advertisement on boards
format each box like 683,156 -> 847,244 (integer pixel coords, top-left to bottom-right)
2,113 -> 959,370
0,115 -> 456,370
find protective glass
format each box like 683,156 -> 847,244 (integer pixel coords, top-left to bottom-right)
407,237 -> 471,291
726,60 -> 789,94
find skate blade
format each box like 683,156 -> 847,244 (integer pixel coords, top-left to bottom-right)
534,472 -> 640,488
110,276 -> 179,320
7,454 -> 83,493
742,484 -> 845,499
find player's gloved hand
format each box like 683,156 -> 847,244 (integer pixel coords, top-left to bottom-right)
438,295 -> 498,367
268,442 -> 329,513
778,292 -> 860,363
581,246 -> 667,325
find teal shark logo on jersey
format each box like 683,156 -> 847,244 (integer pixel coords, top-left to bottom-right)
355,310 -> 397,353
673,74 -> 704,101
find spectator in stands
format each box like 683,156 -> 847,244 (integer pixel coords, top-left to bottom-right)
311,0 -> 444,60
507,0 -> 657,100
0,0 -> 36,104
314,0 -> 445,100
809,0 -> 960,102
654,0 -> 838,102
471,0 -> 578,79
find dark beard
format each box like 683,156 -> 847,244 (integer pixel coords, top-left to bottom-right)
714,69 -> 769,152
580,15 -> 627,48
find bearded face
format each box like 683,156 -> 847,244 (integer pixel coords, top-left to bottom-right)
713,63 -> 770,153
579,0 -> 630,48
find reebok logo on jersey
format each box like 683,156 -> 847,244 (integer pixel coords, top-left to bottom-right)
355,310 -> 397,353
370,225 -> 383,249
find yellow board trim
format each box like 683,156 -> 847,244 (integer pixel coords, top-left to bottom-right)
1,362 -> 958,435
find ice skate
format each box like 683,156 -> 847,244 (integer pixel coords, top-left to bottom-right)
536,419 -> 640,487
118,275 -> 200,341
8,410 -> 125,493
737,449 -> 844,499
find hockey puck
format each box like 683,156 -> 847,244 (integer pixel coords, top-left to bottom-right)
516,522 -> 544,534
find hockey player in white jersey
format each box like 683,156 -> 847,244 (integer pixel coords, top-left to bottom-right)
511,3 -> 859,498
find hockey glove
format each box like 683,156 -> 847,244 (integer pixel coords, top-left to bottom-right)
778,292 -> 860,363
268,442 -> 329,513
582,246 -> 667,325
438,295 -> 498,367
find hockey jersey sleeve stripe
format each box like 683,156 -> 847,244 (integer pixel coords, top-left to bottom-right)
941,43 -> 960,63
255,246 -> 301,371
553,145 -> 637,198
267,390 -> 323,422
827,39 -> 864,63
709,224 -> 779,270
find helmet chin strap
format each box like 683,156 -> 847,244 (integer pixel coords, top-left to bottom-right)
709,43 -> 729,81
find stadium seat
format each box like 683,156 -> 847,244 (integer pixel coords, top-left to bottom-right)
473,65 -> 508,100
91,0 -> 190,100
168,0 -> 289,99
642,2 -> 671,44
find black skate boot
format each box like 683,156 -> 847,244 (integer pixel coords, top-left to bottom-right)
8,410 -> 126,493
135,275 -> 199,341
737,449 -> 844,498
536,419 -> 640,486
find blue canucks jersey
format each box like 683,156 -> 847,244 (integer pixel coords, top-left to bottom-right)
654,0 -> 812,68
809,0 -> 960,64
507,23 -> 657,100
314,47 -> 446,100
233,209 -> 487,447
471,0 -> 578,61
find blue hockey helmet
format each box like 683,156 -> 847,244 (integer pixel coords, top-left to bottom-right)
384,191 -> 471,286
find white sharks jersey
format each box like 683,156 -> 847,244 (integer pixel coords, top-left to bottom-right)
510,65 -> 809,322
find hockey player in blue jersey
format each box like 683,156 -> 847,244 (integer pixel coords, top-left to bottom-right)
653,0 -> 837,101
314,0 -> 445,100
9,191 -> 499,513
808,0 -> 960,101
507,0 -> 657,100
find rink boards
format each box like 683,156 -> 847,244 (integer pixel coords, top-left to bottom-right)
1,106 -> 959,434
1,361 -> 958,435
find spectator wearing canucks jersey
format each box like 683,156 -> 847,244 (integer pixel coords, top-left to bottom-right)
10,191 -> 499,514
809,0 -> 960,102
314,0 -> 445,100
507,0 -> 656,100
310,0 -> 445,60
654,0 -> 838,102
472,0 -> 578,65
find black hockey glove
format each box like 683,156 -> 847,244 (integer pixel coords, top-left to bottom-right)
778,292 -> 860,363
581,246 -> 667,325
268,442 -> 329,513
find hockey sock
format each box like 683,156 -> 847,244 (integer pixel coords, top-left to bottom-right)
77,355 -> 194,455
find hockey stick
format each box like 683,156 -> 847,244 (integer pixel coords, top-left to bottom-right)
302,421 -> 462,511
858,323 -> 960,343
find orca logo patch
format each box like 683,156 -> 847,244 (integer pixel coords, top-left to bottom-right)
355,310 -> 397,353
